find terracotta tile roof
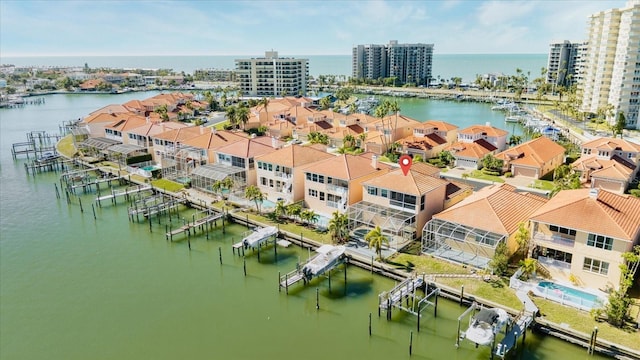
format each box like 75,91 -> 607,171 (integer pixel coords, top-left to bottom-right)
435,183 -> 548,235
458,124 -> 508,137
127,121 -> 188,137
105,114 -> 147,131
399,133 -> 447,150
303,153 -> 392,180
581,137 -> 640,153
255,144 -> 334,168
530,189 -> 640,240
182,129 -> 246,150
362,164 -> 448,195
495,137 -> 565,167
445,180 -> 473,199
153,125 -> 205,142
86,104 -> 131,117
419,120 -> 459,132
215,137 -> 279,158
446,141 -> 494,159
572,155 -> 635,181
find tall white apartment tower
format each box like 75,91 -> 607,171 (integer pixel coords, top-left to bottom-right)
546,40 -> 583,88
581,0 -> 640,129
352,40 -> 434,86
235,51 -> 309,97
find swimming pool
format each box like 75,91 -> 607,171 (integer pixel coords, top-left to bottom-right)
142,165 -> 160,171
535,281 -> 605,310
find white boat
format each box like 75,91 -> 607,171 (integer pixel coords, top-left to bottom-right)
241,226 -> 278,248
464,308 -> 510,346
302,245 -> 346,280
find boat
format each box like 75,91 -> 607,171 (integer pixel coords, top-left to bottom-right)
241,226 -> 278,249
464,308 -> 510,347
301,245 -> 346,280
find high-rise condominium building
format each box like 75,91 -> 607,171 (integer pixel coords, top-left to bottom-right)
352,40 -> 433,86
546,40 -> 584,88
235,51 -> 308,97
581,0 -> 640,129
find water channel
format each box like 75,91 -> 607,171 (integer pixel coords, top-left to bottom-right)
0,92 -> 607,359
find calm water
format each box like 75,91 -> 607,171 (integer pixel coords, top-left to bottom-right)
0,93 -> 606,359
1,54 -> 547,82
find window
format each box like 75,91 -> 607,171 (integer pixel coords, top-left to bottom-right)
260,177 -> 267,186
367,186 -> 378,196
319,192 -> 325,201
381,189 -> 388,198
587,234 -> 613,250
308,189 -> 317,197
583,257 -> 609,275
549,225 -> 576,236
306,173 -> 311,180
269,179 -> 274,188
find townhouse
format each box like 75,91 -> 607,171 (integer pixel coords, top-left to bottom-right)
494,136 -> 566,178
255,144 -> 334,204
445,124 -> 508,169
571,137 -> 640,193
348,162 -> 457,246
302,153 -> 392,218
529,188 -> 640,291
398,120 -> 458,159
422,184 -> 548,268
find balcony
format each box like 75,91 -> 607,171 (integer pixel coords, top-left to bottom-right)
327,184 -> 347,194
533,232 -> 575,248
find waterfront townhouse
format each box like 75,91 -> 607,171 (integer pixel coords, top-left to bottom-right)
104,114 -> 148,143
303,153 -> 392,218
422,184 -> 548,269
571,137 -> 640,193
152,126 -> 210,162
445,124 -> 508,169
494,137 -> 566,179
397,120 -> 458,159
364,114 -> 421,154
529,188 -> 640,291
80,104 -> 132,137
180,129 -> 246,164
122,120 -> 188,150
255,144 -> 334,204
349,162 -> 463,248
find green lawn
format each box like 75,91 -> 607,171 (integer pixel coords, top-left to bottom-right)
529,179 -> 555,191
534,298 -> 640,351
467,170 -> 505,183
56,135 -> 77,158
236,210 -> 332,244
151,179 -> 185,193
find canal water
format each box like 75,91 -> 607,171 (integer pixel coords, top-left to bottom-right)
0,93 -> 606,359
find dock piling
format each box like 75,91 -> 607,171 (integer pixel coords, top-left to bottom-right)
369,313 -> 372,336
316,288 -> 320,310
218,247 -> 222,264
409,331 -> 413,356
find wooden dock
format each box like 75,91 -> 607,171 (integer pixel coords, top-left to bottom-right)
97,184 -> 152,203
495,312 -> 533,358
279,245 -> 348,294
378,275 -> 439,330
165,212 -> 224,241
11,131 -> 62,160
128,195 -> 185,220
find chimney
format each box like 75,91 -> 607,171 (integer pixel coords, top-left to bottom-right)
485,121 -> 491,127
588,188 -> 599,199
371,155 -> 378,169
200,125 -> 204,134
211,127 -> 217,134
271,136 -> 278,149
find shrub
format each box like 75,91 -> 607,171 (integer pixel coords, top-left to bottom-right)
504,172 -> 512,178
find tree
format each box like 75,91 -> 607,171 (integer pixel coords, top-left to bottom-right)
481,153 -> 504,173
613,112 -> 626,138
319,96 -> 331,110
489,240 -> 509,276
244,185 -> 264,214
358,132 -> 368,150
273,200 -> 287,220
508,135 -> 523,146
437,150 -> 455,167
342,134 -> 355,149
300,209 -> 318,228
286,203 -> 302,222
551,164 -> 581,197
365,225 -> 389,260
235,105 -> 250,130
514,222 -> 531,259
518,258 -> 537,280
328,211 -> 348,244
601,246 -> 640,327
225,106 -> 237,129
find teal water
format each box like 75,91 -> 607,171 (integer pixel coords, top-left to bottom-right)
0,93 -> 608,359
1,53 -> 547,82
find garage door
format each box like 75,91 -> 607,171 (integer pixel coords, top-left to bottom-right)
456,158 -> 477,168
514,167 -> 537,178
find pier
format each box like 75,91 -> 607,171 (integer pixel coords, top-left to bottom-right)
165,211 -> 224,241
279,245 -> 348,294
378,275 -> 439,331
11,131 -> 62,160
97,184 -> 152,205
128,194 -> 186,221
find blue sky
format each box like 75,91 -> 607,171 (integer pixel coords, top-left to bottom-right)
0,0 -> 628,57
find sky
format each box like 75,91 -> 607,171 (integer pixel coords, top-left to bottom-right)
0,0 -> 629,57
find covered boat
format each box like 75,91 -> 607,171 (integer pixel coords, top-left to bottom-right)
465,308 -> 510,346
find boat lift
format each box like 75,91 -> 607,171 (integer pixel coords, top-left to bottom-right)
232,226 -> 280,262
456,302 -> 533,359
378,275 -> 439,331
279,245 -> 347,294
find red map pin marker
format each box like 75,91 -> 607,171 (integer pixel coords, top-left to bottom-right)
399,155 -> 412,176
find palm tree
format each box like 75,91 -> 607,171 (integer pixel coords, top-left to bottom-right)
225,106 -> 236,129
388,100 -> 401,143
365,225 -> 389,260
519,258 -> 537,280
358,132 -> 368,150
342,134 -> 355,149
328,211 -> 348,244
244,185 -> 264,214
259,97 -> 270,119
300,209 -> 318,228
235,105 -> 250,130
274,200 -> 287,220
212,180 -> 223,199
514,221 -> 531,259
286,203 -> 302,222
374,102 -> 390,151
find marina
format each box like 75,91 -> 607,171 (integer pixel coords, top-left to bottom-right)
0,92 -> 617,360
